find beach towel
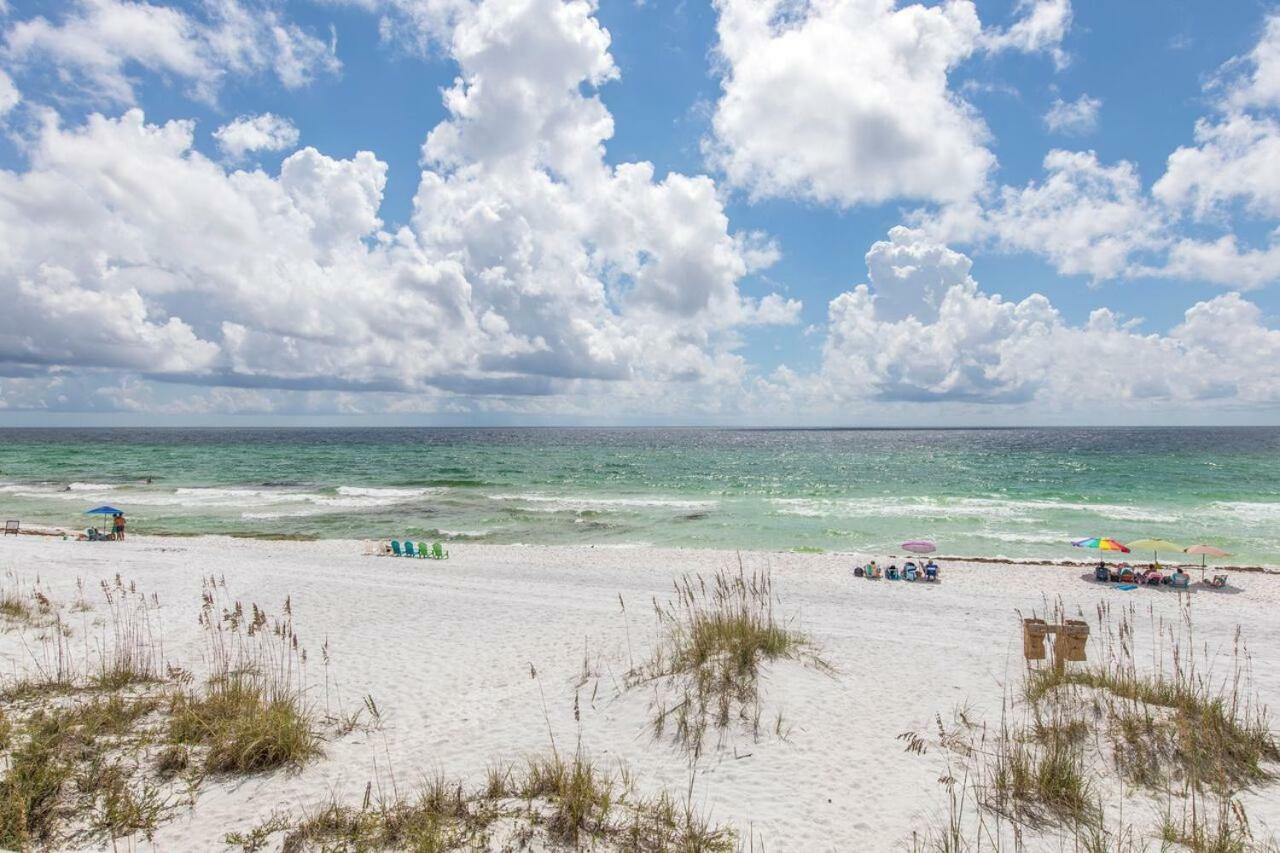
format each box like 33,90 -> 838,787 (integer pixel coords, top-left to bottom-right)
1116,583 -> 1138,591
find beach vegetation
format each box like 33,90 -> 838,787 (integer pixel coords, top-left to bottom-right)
0,573 -> 56,629
627,563 -> 829,758
1025,603 -> 1277,794
245,747 -> 737,853
166,579 -> 320,774
0,693 -> 169,848
91,575 -> 163,690
904,599 -> 1280,851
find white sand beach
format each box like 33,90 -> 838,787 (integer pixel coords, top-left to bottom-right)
1,534 -> 1278,851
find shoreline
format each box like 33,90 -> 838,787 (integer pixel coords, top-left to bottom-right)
9,524 -> 1277,573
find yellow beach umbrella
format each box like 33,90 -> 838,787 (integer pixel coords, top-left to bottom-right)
1127,538 -> 1184,563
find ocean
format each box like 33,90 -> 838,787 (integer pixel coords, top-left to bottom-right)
1,427 -> 1278,566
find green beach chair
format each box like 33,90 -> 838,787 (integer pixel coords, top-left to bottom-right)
432,542 -> 448,560
417,542 -> 430,559
389,540 -> 403,557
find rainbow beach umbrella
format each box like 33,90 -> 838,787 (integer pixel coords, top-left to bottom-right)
1072,537 -> 1130,554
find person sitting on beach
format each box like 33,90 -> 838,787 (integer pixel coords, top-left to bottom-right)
1142,567 -> 1163,585
924,561 -> 939,580
867,561 -> 881,578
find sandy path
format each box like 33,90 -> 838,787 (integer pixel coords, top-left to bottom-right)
1,535 -> 1278,850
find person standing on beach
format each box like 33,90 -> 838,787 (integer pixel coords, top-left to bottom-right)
113,513 -> 126,541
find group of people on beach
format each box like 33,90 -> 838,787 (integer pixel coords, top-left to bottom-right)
855,559 -> 939,581
1095,561 -> 1189,587
81,513 -> 126,542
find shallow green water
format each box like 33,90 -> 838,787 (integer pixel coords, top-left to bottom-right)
1,427 -> 1277,566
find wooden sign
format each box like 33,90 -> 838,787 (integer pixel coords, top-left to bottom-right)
1023,617 -> 1090,673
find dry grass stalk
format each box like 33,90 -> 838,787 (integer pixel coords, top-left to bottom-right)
627,563 -> 828,758
166,577 -> 320,774
904,599 -> 1280,851
240,747 -> 736,852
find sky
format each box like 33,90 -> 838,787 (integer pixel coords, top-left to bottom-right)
1,0 -> 1279,426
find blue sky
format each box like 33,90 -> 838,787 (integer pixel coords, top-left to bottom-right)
1,0 -> 1279,424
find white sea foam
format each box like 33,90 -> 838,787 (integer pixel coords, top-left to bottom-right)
174,487 -> 276,497
241,509 -> 327,520
487,493 -> 716,512
770,496 -> 1183,524
974,530 -> 1074,546
771,497 -> 1034,520
335,486 -> 440,498
1208,501 -> 1280,524
68,482 -> 117,491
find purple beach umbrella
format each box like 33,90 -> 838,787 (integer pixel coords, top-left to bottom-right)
902,540 -> 937,554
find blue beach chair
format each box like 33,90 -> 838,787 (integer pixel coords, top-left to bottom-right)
403,541 -> 418,558
924,562 -> 939,582
886,565 -> 900,580
904,564 -> 918,581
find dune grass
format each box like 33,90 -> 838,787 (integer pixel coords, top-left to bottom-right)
257,748 -> 737,853
1025,604 -> 1278,795
0,573 -> 56,630
90,576 -> 163,691
0,694 -> 168,848
906,599 -> 1280,851
628,563 -> 828,757
0,573 -> 331,848
168,679 -> 319,774
166,580 -> 320,774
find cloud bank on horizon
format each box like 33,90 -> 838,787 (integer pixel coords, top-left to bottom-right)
0,0 -> 1278,423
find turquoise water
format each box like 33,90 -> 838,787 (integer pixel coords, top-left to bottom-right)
1,428 -> 1278,566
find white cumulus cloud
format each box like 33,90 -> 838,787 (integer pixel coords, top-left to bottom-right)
813,228 -> 1280,407
981,0 -> 1073,68
1,0 -> 341,104
0,68 -> 18,116
0,0 -> 798,408
1043,94 -> 1100,135
707,0 -> 993,207
213,113 -> 300,159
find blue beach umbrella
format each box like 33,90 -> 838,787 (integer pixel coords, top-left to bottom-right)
84,506 -> 124,516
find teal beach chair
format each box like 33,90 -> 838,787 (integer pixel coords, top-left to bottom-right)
389,540 -> 403,557
403,541 -> 417,557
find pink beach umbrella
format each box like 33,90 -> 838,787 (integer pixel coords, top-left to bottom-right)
1184,544 -> 1231,579
902,540 -> 937,555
